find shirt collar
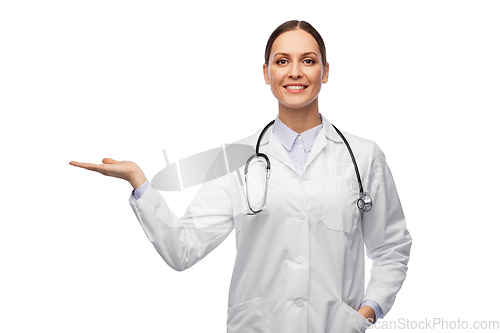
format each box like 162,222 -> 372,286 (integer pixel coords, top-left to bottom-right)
272,113 -> 324,152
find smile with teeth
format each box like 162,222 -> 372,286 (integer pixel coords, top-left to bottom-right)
284,85 -> 308,93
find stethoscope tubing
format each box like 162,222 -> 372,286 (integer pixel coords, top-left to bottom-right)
245,119 -> 372,214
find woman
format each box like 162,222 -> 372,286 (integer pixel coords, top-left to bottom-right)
70,20 -> 412,333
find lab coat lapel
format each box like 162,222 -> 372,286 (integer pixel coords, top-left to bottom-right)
255,123 -> 297,173
256,115 -> 343,174
300,115 -> 344,173
267,130 -> 297,173
302,128 -> 327,173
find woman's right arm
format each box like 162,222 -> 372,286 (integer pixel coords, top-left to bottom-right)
128,172 -> 235,271
69,158 -> 236,271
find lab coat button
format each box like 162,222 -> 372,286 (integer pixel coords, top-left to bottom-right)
295,256 -> 305,264
295,299 -> 304,307
297,214 -> 305,220
302,174 -> 309,181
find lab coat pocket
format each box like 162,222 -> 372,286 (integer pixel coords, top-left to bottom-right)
227,297 -> 267,333
331,301 -> 369,333
322,175 -> 360,233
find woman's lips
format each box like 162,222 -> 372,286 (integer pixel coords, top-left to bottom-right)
283,86 -> 308,93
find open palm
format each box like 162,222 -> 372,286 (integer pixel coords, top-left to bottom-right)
69,158 -> 145,185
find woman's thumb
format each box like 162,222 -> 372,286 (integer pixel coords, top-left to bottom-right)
102,158 -> 119,164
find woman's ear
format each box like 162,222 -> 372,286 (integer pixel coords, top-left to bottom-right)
322,62 -> 329,84
263,64 -> 270,85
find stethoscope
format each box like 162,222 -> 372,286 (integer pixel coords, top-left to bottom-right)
244,120 -> 372,215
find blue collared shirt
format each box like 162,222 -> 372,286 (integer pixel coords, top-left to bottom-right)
272,113 -> 324,173
131,113 -> 384,323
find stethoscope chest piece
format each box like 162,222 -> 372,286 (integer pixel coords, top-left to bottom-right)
356,192 -> 372,212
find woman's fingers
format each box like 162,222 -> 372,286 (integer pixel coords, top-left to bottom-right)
69,161 -> 93,169
69,159 -> 137,182
69,160 -> 108,173
69,158 -> 118,169
70,159 -> 124,176
70,159 -> 145,187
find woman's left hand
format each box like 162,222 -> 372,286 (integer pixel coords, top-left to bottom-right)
357,305 -> 375,323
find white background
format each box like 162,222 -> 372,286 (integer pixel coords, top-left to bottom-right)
1,0 -> 499,332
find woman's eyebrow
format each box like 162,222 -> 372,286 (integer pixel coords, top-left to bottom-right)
273,52 -> 318,57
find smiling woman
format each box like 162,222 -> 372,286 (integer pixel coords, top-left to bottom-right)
263,22 -> 329,134
69,19 -> 412,333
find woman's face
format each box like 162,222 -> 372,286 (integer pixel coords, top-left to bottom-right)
263,29 -> 329,111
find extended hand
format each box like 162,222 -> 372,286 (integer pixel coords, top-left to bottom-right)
69,158 -> 147,190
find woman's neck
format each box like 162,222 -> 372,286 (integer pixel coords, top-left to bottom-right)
278,99 -> 322,133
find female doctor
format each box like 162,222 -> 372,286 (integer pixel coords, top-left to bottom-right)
70,20 -> 412,333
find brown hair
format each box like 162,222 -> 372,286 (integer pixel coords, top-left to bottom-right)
264,20 -> 327,68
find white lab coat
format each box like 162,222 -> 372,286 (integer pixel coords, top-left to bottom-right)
128,115 -> 412,333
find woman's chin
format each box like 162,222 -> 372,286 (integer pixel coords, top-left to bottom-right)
278,98 -> 318,111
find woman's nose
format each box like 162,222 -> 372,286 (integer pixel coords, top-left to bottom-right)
288,63 -> 303,78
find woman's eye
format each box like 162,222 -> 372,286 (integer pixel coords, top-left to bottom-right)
276,59 -> 314,65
